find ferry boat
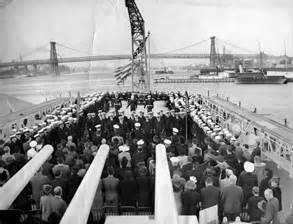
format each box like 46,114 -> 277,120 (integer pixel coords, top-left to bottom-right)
234,63 -> 288,84
234,70 -> 288,84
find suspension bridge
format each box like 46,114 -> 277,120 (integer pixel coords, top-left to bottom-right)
0,36 -> 269,72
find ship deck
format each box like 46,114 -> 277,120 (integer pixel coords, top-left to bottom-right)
206,96 -> 293,146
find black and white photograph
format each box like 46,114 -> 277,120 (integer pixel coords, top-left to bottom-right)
0,0 -> 292,224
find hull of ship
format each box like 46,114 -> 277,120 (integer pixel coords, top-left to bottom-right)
235,76 -> 287,84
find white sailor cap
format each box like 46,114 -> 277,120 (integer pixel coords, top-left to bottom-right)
113,124 -> 119,129
27,148 -> 37,159
211,132 -> 216,137
36,144 -> 42,151
170,157 -> 180,166
95,124 -> 101,129
134,123 -> 141,128
29,140 -> 37,148
214,127 -> 221,132
215,135 -> 221,140
164,139 -> 172,145
225,132 -> 232,138
118,145 -> 124,152
137,139 -> 144,146
172,128 -> 179,133
119,145 -> 130,152
244,161 -> 255,173
189,176 -> 197,183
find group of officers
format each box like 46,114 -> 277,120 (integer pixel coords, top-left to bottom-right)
85,99 -> 192,152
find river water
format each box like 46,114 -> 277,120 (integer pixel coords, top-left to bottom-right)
0,69 -> 292,128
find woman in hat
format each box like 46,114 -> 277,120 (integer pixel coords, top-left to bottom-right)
181,178 -> 200,216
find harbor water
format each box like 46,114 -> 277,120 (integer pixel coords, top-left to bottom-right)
0,70 -> 292,128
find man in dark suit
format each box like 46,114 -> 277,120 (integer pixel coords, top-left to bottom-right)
261,188 -> 280,224
221,175 -> 243,221
200,177 -> 221,210
247,186 -> 264,222
102,166 -> 119,206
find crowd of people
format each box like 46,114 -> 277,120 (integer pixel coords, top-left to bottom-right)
0,91 -> 292,224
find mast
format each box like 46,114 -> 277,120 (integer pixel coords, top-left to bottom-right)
257,41 -> 263,71
284,40 -> 288,74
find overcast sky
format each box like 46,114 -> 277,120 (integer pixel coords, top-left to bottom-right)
0,0 -> 292,61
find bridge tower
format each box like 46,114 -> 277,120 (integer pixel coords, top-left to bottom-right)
50,41 -> 60,75
209,36 -> 217,67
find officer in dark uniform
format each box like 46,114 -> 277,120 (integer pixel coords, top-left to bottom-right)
142,114 -> 153,144
163,111 -> 173,137
91,124 -> 104,145
144,95 -> 154,112
153,112 -> 165,138
117,115 -> 129,139
113,93 -> 122,114
138,111 -> 146,125
131,122 -> 145,140
127,94 -> 138,112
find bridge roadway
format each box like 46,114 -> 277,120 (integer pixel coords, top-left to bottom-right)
0,53 -> 260,68
206,96 -> 293,146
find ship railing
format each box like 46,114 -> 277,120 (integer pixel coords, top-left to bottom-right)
260,132 -> 293,177
203,95 -> 293,177
0,92 -> 106,207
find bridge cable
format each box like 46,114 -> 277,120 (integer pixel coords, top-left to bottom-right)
161,38 -> 210,54
56,43 -> 92,56
217,38 -> 257,54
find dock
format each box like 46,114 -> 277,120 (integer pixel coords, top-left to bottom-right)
154,78 -> 235,84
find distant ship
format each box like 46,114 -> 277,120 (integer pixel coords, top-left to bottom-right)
155,67 -> 174,74
234,66 -> 287,84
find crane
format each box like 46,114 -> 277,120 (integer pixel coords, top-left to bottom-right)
114,0 -> 149,92
125,0 -> 149,91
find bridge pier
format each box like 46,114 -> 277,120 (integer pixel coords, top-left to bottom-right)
50,41 -> 60,76
209,36 -> 217,67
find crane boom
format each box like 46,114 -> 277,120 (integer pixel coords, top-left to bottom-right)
125,0 -> 149,91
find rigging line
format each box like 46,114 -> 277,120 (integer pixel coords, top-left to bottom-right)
217,38 -> 257,54
151,38 -> 167,68
56,43 -> 91,55
160,38 -> 210,54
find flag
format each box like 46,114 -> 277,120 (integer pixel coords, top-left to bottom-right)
113,61 -> 139,84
